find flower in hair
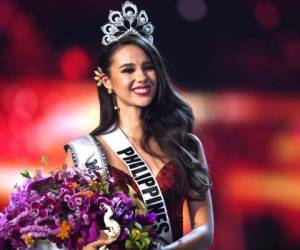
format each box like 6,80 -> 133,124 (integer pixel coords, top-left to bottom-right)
94,67 -> 105,87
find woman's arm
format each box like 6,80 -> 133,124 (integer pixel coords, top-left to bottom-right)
162,135 -> 214,250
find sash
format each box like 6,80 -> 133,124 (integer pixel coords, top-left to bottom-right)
63,135 -> 109,179
101,127 -> 173,247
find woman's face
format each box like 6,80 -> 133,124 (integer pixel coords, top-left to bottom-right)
105,44 -> 158,109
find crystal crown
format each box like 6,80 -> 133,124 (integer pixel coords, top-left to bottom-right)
101,1 -> 154,46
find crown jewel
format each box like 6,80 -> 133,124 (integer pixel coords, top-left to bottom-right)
101,1 -> 154,46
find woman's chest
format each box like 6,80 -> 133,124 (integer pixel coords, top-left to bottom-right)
96,135 -> 171,179
108,161 -> 189,201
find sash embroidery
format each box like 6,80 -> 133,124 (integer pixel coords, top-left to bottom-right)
87,135 -> 110,178
85,152 -> 100,178
64,135 -> 109,180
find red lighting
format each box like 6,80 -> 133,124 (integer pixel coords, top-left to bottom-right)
283,40 -> 300,70
0,2 -> 15,30
59,47 -> 90,80
254,3 -> 280,30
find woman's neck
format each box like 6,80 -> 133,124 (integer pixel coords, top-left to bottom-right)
118,105 -> 143,142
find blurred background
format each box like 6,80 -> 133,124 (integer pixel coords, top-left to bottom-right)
0,0 -> 300,249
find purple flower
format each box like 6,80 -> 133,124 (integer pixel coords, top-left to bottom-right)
0,213 -> 7,228
33,170 -> 44,181
148,229 -> 158,238
39,209 -> 48,219
26,176 -> 54,193
118,227 -> 130,241
113,192 -> 132,206
87,220 -> 99,243
136,212 -> 157,225
122,210 -> 135,223
31,201 -> 41,210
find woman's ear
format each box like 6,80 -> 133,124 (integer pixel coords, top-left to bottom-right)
101,74 -> 112,90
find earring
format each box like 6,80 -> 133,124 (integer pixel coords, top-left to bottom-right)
107,87 -> 119,111
112,94 -> 119,111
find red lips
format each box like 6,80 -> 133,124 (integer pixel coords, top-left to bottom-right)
131,85 -> 150,91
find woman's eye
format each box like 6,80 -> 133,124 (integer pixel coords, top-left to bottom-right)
122,68 -> 134,73
144,64 -> 154,71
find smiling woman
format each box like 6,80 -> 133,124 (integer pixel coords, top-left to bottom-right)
101,44 -> 158,108
62,1 -> 213,250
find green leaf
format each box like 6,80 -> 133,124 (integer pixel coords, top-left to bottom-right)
100,183 -> 109,194
143,236 -> 151,246
21,170 -> 32,179
135,240 -> 143,250
125,239 -> 134,249
127,184 -> 137,196
139,239 -> 146,249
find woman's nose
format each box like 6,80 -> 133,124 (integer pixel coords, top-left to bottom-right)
135,69 -> 147,83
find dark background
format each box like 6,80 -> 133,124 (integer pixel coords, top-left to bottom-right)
1,0 -> 299,91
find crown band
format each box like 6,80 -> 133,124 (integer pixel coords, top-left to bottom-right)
100,1 -> 154,46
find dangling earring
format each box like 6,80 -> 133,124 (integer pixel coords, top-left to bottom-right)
107,87 -> 119,111
112,94 -> 119,111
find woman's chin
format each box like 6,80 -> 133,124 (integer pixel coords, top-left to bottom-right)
118,95 -> 155,109
131,99 -> 153,108
128,96 -> 154,107
137,101 -> 152,108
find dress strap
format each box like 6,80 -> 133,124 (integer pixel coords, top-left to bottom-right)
63,135 -> 110,179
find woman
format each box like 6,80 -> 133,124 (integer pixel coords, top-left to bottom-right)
64,1 -> 213,249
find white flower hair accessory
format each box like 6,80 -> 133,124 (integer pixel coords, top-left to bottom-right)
100,1 -> 154,46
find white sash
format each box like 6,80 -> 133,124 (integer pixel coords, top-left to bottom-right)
101,127 -> 173,247
64,135 -> 109,179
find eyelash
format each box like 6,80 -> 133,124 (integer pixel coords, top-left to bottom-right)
122,68 -> 134,73
122,65 -> 154,73
145,65 -> 154,70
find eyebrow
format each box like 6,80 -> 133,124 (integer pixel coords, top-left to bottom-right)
119,63 -> 134,69
119,61 -> 152,69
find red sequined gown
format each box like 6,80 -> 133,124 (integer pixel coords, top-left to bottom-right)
107,160 -> 189,249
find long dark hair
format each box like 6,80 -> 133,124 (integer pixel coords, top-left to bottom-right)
90,34 -> 212,200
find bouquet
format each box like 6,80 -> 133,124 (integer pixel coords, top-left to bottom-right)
0,158 -> 157,250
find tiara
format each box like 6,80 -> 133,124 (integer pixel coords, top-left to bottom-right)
100,1 -> 154,46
